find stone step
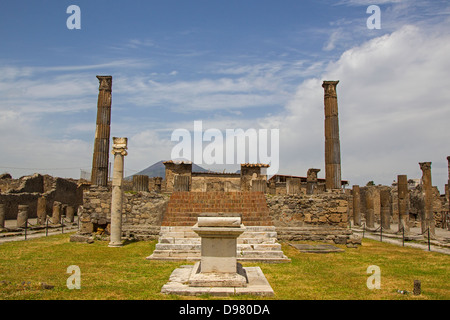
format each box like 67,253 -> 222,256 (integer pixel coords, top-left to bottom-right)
155,242 -> 282,252
159,237 -> 277,245
238,238 -> 277,244
149,249 -> 287,259
148,224 -> 290,263
149,250 -> 200,259
160,226 -> 276,232
162,221 -> 273,227
238,243 -> 282,251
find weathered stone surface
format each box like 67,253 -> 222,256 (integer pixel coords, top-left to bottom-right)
333,235 -> 348,244
197,216 -> 241,227
69,234 -> 94,243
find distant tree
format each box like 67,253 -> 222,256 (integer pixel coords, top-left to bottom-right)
366,181 -> 375,186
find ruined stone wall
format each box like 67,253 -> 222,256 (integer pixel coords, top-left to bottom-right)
0,193 -> 40,220
0,176 -> 21,193
265,192 -> 349,228
2,174 -> 44,194
79,186 -> 169,234
45,178 -> 83,213
0,174 -> 83,221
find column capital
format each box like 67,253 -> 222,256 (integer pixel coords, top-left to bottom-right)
322,80 -> 339,98
96,75 -> 112,91
307,168 -> 321,180
419,162 -> 432,171
112,137 -> 128,156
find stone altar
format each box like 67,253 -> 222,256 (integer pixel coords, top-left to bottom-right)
160,213 -> 274,296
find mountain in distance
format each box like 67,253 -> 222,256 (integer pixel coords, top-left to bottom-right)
125,160 -> 210,180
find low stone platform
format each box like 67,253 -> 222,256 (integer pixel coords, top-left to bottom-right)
289,243 -> 344,253
147,226 -> 291,263
161,264 -> 274,297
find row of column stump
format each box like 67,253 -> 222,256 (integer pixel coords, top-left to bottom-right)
0,202 -> 76,230
352,162 -> 438,238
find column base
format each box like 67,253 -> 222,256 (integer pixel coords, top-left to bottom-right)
108,242 -> 123,247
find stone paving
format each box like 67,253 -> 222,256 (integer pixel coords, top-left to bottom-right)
0,218 -> 79,244
351,222 -> 450,255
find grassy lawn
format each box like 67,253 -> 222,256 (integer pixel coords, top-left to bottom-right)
0,233 -> 448,300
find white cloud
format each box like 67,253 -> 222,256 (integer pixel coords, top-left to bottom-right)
274,23 -> 450,191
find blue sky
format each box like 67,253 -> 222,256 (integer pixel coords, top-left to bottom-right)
1,0 -> 450,191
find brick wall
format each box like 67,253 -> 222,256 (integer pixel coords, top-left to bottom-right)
162,191 -> 273,226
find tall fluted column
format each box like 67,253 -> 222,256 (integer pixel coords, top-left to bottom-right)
91,76 -> 112,187
447,156 -> 450,231
109,137 -> 128,248
352,185 -> 361,226
419,162 -> 435,238
397,175 -> 410,233
322,81 -> 342,190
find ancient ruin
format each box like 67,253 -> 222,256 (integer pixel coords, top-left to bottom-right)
68,78 -> 450,257
2,76 -> 447,274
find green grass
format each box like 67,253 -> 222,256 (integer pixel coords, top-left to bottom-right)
0,233 -> 448,300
